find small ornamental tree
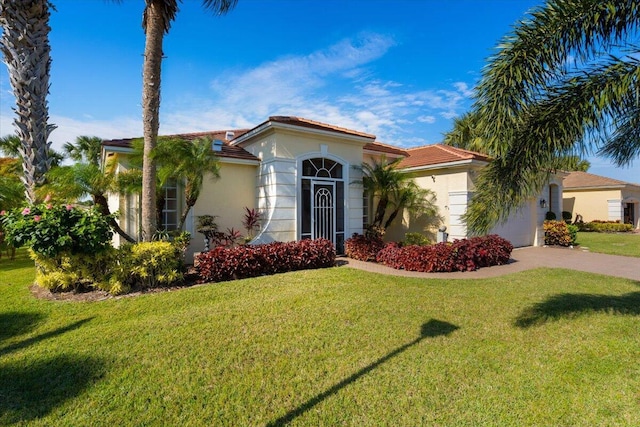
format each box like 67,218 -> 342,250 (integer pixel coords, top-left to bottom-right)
1,199 -> 115,292
1,199 -> 113,257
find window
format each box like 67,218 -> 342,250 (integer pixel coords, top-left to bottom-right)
363,189 -> 370,228
161,179 -> 179,231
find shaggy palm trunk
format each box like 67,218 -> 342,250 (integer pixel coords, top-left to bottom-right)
0,0 -> 55,203
140,1 -> 166,241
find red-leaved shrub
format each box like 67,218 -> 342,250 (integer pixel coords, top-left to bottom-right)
195,238 -> 336,283
376,235 -> 513,272
344,233 -> 386,261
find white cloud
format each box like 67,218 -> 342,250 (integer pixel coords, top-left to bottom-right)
453,81 -> 475,98
417,115 -> 436,124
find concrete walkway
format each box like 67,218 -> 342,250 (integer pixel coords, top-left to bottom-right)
340,246 -> 640,281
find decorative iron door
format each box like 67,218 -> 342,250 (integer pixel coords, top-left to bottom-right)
312,182 -> 335,243
300,157 -> 345,253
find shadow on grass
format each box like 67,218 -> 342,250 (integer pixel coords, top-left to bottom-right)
0,318 -> 94,358
0,353 -> 107,424
515,292 -> 640,328
0,311 -> 46,342
0,251 -> 33,273
267,319 -> 459,426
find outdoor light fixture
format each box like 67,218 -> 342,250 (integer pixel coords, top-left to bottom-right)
431,175 -> 436,182
539,198 -> 547,209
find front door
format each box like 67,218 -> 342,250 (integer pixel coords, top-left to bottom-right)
312,181 -> 335,243
300,157 -> 345,253
624,203 -> 635,225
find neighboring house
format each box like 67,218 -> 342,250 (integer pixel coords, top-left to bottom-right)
102,116 -> 559,261
563,171 -> 640,229
392,144 -> 562,247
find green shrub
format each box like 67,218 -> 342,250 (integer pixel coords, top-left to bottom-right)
545,211 -> 557,221
1,201 -> 113,257
30,248 -> 115,292
109,241 -> 184,293
561,211 -> 573,223
403,232 -> 431,246
577,221 -> 633,233
567,224 -> 579,245
544,220 -> 576,246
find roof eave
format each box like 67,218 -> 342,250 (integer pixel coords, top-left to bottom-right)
564,185 -> 625,191
363,148 -> 406,159
233,120 -> 376,146
400,158 -> 488,172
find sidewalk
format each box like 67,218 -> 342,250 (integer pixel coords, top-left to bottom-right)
340,246 -> 640,281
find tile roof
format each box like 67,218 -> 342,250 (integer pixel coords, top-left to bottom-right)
102,130 -> 260,162
266,116 -> 376,140
563,171 -> 638,189
398,144 -> 491,169
363,141 -> 408,157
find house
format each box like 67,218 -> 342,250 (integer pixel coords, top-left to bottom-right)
390,144 -> 562,247
562,171 -> 640,229
102,116 -> 558,261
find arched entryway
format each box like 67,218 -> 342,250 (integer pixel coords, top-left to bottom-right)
299,157 -> 345,253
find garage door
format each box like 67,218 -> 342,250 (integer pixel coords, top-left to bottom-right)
489,204 -> 534,247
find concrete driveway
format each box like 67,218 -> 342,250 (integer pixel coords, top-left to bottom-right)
341,246 -> 640,281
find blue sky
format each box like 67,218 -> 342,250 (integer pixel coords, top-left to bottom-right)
1,0 -> 638,181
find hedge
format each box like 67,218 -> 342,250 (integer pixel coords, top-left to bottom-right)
577,221 -> 633,233
375,235 -> 513,273
344,233 -> 385,262
195,238 -> 336,283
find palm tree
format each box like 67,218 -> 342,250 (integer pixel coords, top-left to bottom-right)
63,136 -> 103,166
383,181 -> 438,230
0,0 -> 56,203
0,157 -> 24,209
444,112 -> 591,172
154,136 -> 221,231
137,0 -> 237,241
460,0 -> 640,234
358,156 -> 438,232
45,135 -> 136,242
1,133 -> 64,168
0,134 -> 21,157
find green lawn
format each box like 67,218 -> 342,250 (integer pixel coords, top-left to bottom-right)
577,231 -> 640,257
1,251 -> 640,426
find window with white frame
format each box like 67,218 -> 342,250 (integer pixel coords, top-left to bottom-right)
363,190 -> 370,228
161,179 -> 179,231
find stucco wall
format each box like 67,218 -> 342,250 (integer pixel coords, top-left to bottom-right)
384,168 -> 467,242
189,162 -> 258,258
563,189 -> 622,222
240,128 -> 366,245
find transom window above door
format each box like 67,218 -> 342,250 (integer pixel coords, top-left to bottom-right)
302,158 -> 343,179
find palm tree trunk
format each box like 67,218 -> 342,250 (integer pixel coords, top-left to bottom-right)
140,0 -> 165,241
373,197 -> 388,227
93,193 -> 136,243
0,0 -> 56,203
177,203 -> 192,233
383,208 -> 401,230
